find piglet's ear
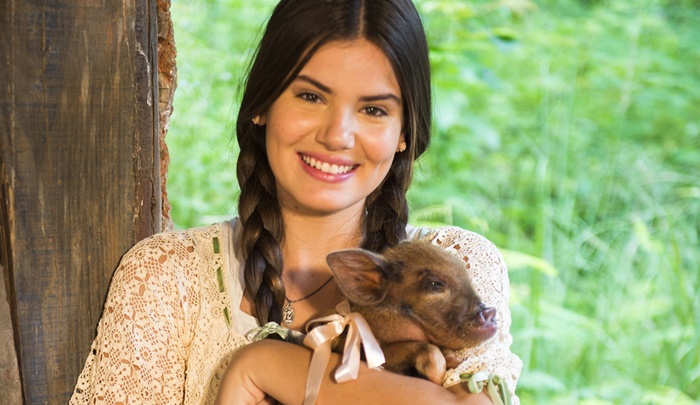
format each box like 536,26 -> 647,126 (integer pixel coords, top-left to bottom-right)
326,249 -> 389,306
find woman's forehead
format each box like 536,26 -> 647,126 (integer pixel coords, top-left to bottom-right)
295,39 -> 401,98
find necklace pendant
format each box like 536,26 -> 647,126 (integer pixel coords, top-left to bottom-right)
282,301 -> 294,326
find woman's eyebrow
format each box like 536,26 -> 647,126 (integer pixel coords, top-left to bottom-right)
296,75 -> 332,94
295,75 -> 401,105
359,94 -> 401,105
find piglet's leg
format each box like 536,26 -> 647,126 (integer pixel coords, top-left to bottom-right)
381,341 -> 446,385
442,349 -> 462,370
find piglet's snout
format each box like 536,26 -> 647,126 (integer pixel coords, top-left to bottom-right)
457,303 -> 498,344
477,304 -> 496,325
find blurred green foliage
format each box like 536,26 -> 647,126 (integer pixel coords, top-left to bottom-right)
167,0 -> 700,403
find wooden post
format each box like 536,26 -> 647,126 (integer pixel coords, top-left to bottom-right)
0,0 -> 161,403
0,263 -> 22,405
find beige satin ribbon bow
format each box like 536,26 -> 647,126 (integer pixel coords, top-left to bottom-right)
302,300 -> 386,405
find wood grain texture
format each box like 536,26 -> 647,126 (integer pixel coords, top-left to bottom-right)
157,0 -> 177,231
0,0 -> 161,403
0,265 -> 22,405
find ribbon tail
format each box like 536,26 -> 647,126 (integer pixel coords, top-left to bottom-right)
304,340 -> 332,405
487,377 -> 505,405
335,326 -> 362,383
303,320 -> 345,405
333,313 -> 386,383
350,314 -> 385,369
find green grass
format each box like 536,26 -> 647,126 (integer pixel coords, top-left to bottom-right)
167,0 -> 700,403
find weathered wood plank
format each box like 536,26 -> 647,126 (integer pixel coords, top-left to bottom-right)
0,264 -> 22,405
157,0 -> 177,231
134,0 -> 163,240
0,0 -> 160,403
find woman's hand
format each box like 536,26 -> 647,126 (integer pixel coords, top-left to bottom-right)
214,342 -> 278,405
448,383 -> 494,405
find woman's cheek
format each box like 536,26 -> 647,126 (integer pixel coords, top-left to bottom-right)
367,129 -> 402,160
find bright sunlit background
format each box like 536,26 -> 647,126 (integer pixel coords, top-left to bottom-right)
166,0 -> 700,403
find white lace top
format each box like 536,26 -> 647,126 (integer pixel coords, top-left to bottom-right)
70,218 -> 522,404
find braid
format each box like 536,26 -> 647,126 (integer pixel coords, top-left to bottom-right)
362,157 -> 412,252
237,124 -> 286,325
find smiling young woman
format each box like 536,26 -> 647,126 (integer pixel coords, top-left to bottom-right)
70,1 -> 522,404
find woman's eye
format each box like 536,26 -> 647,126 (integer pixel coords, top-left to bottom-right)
298,92 -> 322,103
363,106 -> 387,117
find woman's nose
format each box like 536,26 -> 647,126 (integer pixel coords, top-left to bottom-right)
316,107 -> 355,150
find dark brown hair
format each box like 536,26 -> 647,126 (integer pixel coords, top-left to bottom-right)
236,0 -> 432,325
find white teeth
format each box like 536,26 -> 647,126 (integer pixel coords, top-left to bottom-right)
302,155 -> 353,174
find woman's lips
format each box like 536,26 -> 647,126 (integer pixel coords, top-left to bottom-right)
298,153 -> 358,182
300,153 -> 357,174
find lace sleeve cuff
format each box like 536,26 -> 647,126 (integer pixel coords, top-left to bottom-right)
426,226 -> 523,404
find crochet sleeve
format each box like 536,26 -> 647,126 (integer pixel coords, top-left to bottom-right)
428,226 -> 523,404
70,232 -> 201,404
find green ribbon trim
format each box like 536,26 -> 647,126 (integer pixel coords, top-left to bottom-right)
246,322 -> 291,342
222,307 -> 231,327
459,372 -> 512,405
216,266 -> 226,293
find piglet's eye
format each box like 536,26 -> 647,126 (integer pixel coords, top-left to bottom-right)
423,277 -> 446,293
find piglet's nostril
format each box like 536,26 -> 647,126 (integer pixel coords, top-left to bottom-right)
477,307 -> 497,324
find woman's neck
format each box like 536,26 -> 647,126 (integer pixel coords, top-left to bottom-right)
280,206 -> 364,274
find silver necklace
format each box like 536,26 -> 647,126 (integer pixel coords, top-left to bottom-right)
282,275 -> 334,326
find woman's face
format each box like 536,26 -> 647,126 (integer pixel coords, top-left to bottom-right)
262,39 -> 405,217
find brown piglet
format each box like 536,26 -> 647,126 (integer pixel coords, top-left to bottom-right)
325,240 -> 498,384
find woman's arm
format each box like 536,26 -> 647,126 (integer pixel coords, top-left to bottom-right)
215,340 -> 493,405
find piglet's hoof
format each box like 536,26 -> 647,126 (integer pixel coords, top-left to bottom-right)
415,343 -> 447,385
442,348 -> 462,370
